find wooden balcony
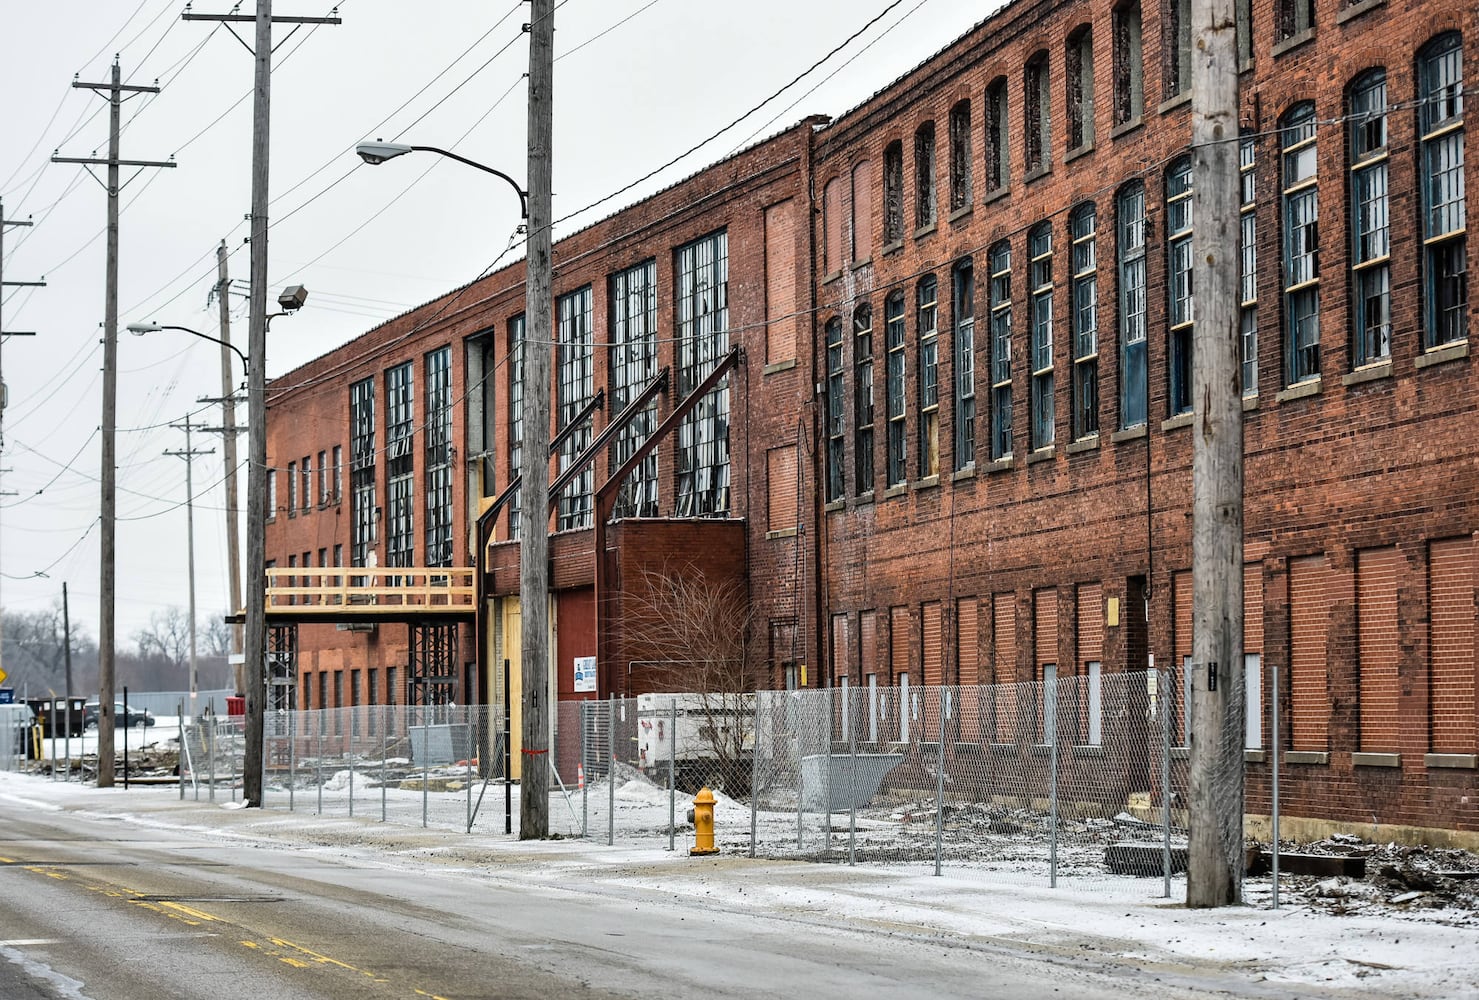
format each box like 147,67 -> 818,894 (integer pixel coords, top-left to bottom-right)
264,567 -> 476,624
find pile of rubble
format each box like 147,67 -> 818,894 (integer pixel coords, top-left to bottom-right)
1265,834 -> 1479,921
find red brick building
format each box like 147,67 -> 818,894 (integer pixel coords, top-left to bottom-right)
266,0 -> 1476,834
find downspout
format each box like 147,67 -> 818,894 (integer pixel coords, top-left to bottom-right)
806,120 -> 829,688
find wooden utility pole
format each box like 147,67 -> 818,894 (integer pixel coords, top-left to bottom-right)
54,61 -> 173,788
215,240 -> 244,689
184,3 -> 340,807
166,415 -> 214,719
1188,0 -> 1245,907
520,0 -> 555,840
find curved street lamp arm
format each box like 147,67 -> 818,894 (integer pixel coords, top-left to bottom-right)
162,324 -> 249,367
410,145 -> 529,219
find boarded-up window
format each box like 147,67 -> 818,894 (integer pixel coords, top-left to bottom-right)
860,610 -> 878,679
1430,537 -> 1476,754
890,605 -> 911,683
1357,547 -> 1401,752
1035,588 -> 1059,677
851,160 -> 872,262
1244,562 -> 1264,653
957,597 -> 980,685
823,177 -> 844,275
922,602 -> 943,686
764,199 -> 798,363
830,613 -> 851,687
1289,554 -> 1332,751
1077,582 -> 1104,664
766,445 -> 797,532
1173,569 -> 1193,744
993,593 -> 1017,741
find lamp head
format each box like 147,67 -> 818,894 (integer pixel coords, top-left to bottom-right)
356,140 -> 414,166
277,285 -> 308,312
126,322 -> 162,335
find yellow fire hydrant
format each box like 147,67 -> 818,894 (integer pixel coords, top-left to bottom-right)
690,786 -> 718,856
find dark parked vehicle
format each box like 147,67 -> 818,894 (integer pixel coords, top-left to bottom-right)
83,702 -> 154,729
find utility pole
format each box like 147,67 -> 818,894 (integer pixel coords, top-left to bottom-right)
166,415 -> 214,720
62,582 -> 73,723
53,60 -> 174,788
214,240 -> 244,689
183,2 -> 340,807
1,201 -> 45,691
1188,0 -> 1245,908
520,0 -> 555,840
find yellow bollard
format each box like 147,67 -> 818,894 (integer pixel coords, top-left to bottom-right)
690,786 -> 718,856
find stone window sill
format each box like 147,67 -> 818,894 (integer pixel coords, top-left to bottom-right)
852,256 -> 873,270
1158,91 -> 1191,115
1336,0 -> 1385,26
1244,749 -> 1267,763
1110,116 -> 1144,140
1352,752 -> 1401,767
983,186 -> 1010,206
911,475 -> 940,491
1161,412 -> 1192,432
1272,27 -> 1315,58
1066,435 -> 1100,454
1023,163 -> 1052,185
1110,425 -> 1147,443
1342,360 -> 1392,387
985,455 -> 1014,473
853,491 -> 875,507
913,222 -> 938,241
1276,377 -> 1322,403
1425,753 -> 1477,769
1285,750 -> 1329,765
822,269 -> 844,285
1415,340 -> 1468,369
882,484 -> 908,499
824,499 -> 845,513
765,527 -> 798,541
1025,446 -> 1055,465
881,239 -> 904,257
1072,744 -> 1106,758
763,358 -> 796,375
1242,394 -> 1259,411
948,204 -> 973,225
1064,143 -> 1095,165
950,465 -> 976,482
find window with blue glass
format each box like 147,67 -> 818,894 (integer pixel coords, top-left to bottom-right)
953,259 -> 976,469
1070,203 -> 1099,438
854,304 -> 875,494
1281,102 -> 1320,385
885,291 -> 907,486
1029,223 -> 1055,449
989,241 -> 1014,459
1166,157 -> 1194,415
917,275 -> 940,477
1349,70 -> 1390,367
1117,182 -> 1147,427
1418,34 -> 1466,348
825,317 -> 846,502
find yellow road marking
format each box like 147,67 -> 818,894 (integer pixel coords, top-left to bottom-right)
158,902 -> 222,923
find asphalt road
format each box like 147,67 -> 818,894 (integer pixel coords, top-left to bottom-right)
0,808 -> 1259,1000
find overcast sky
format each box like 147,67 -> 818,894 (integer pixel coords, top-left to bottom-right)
0,0 -> 999,655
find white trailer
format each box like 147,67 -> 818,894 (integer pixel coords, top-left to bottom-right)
635,692 -> 754,792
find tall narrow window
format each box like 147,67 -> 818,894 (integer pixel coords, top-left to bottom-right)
1166,157 -> 1195,416
953,259 -> 976,469
883,141 -> 904,244
1070,203 -> 1099,439
1166,0 -> 1191,99
316,450 -> 326,507
424,345 -> 453,567
1277,0 -> 1314,42
1239,137 -> 1259,396
287,460 -> 297,515
610,260 -> 659,519
556,287 -> 594,531
825,317 -> 846,502
1236,0 -> 1253,64
885,292 -> 907,487
915,121 -> 937,230
507,315 -> 525,539
332,444 -> 343,503
1028,223 -> 1055,449
1025,52 -> 1051,174
1113,1 -> 1144,125
985,78 -> 1010,193
948,100 -> 973,213
854,304 -> 875,494
1117,181 -> 1148,428
822,177 -> 844,276
1281,102 -> 1320,385
266,466 -> 277,519
917,276 -> 940,477
385,361 -> 414,569
988,241 -> 1014,459
676,230 -> 731,516
851,160 -> 873,262
300,456 -> 311,512
1349,70 -> 1391,367
1418,34 -> 1467,348
1067,26 -> 1094,151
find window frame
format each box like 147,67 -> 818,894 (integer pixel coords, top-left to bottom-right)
953,259 -> 977,469
1348,69 -> 1391,368
988,240 -> 1015,459
1117,182 -> 1148,428
1070,202 -> 1099,439
885,291 -> 908,487
1028,222 -> 1056,449
1166,157 -> 1195,416
1280,102 -> 1321,386
917,275 -> 940,477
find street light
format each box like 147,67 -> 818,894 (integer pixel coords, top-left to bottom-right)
133,285 -> 306,807
356,141 -> 529,219
356,137 -> 551,837
127,322 -> 248,368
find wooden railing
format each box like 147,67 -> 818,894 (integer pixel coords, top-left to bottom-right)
265,567 -> 475,611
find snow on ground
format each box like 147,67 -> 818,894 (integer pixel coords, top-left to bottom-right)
0,769 -> 1476,998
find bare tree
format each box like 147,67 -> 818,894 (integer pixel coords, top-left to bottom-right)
2,602 -> 91,692
132,606 -> 193,668
203,614 -> 233,658
622,564 -> 757,788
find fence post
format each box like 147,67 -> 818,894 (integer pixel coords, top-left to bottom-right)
847,680 -> 856,867
1272,662 -> 1280,910
381,705 -> 388,823
934,688 -> 947,877
178,699 -> 186,800
348,727 -> 355,819
1049,676 -> 1059,889
749,690 -> 760,859
466,707 -> 474,834
795,689 -> 804,852
422,701 -> 430,829
607,695 -> 615,847
287,705 -> 295,812
316,709 -> 324,815
580,701 -> 589,839
825,687 -> 835,849
668,698 -> 676,852
208,713 -> 216,803
1161,668 -> 1172,899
